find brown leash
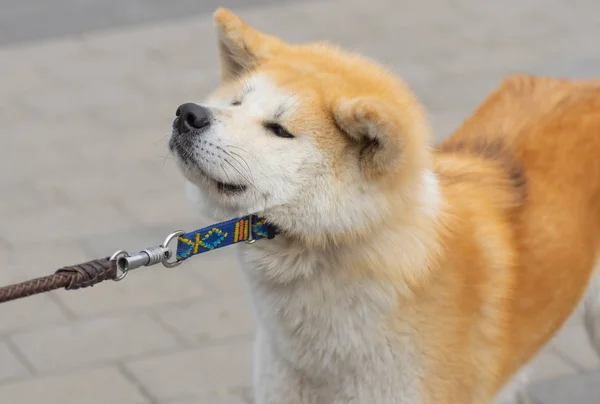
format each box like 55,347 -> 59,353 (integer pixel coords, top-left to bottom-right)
0,230 -> 185,304
0,215 -> 276,304
0,257 -> 117,304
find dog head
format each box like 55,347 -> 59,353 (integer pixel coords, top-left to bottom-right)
169,9 -> 433,245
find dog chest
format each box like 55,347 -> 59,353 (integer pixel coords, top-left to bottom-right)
240,243 -> 422,398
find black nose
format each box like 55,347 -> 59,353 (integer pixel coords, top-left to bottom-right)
175,103 -> 211,134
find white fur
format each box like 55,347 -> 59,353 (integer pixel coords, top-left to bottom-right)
175,74 -> 321,220
171,72 -> 600,404
171,72 -> 440,403
174,74 -> 407,244
238,169 -> 440,404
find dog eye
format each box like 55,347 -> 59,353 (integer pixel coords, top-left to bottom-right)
264,122 -> 295,139
231,100 -> 242,106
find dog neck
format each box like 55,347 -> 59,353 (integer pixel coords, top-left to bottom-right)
242,169 -> 444,289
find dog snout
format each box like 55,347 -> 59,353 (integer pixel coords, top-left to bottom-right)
175,103 -> 211,134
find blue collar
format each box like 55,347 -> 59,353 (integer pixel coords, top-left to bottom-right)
176,215 -> 278,262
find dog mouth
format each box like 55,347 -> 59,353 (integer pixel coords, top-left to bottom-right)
195,163 -> 247,194
170,131 -> 248,194
214,179 -> 247,194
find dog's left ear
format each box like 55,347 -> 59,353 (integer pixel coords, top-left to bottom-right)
334,97 -> 427,180
213,8 -> 284,81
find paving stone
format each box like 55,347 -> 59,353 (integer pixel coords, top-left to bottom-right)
10,314 -> 179,372
77,226 -> 184,258
126,342 -> 252,401
0,202 -> 134,245
527,56 -> 600,80
0,0 -> 301,46
561,300 -> 586,329
0,181 -> 68,217
453,0 -> 570,45
550,325 -> 600,371
18,79 -> 149,123
1,0 -> 600,400
156,295 -> 255,344
430,110 -> 466,145
0,37 -> 99,74
0,340 -> 29,383
186,247 -> 247,297
55,266 -> 207,317
0,293 -> 69,336
0,366 -> 149,404
118,188 -> 200,230
528,369 -> 600,404
420,70 -> 507,116
0,66 -> 55,107
30,161 -> 182,207
164,391 -> 248,404
439,41 -> 547,76
0,240 -> 89,279
526,349 -> 579,383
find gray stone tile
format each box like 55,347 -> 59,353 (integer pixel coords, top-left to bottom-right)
125,342 -> 253,401
550,325 -> 600,371
0,241 -> 89,279
10,314 -> 179,372
186,247 -> 247,297
419,70 -> 507,117
54,266 -> 207,317
0,0 -> 315,46
163,391 -> 248,404
528,370 -> 600,404
1,0 -> 600,400
0,340 -> 30,383
156,295 -> 255,344
0,202 -> 134,245
527,349 -> 579,383
0,292 -> 69,336
0,366 -> 150,404
527,56 -> 600,80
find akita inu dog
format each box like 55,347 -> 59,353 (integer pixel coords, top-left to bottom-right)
168,8 -> 600,404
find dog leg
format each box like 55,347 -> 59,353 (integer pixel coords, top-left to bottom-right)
253,332 -> 306,404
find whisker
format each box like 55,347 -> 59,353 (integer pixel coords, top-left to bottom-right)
223,150 -> 253,179
224,159 -> 260,192
225,145 -> 259,162
223,158 -> 254,185
220,162 -> 233,184
171,138 -> 195,160
223,150 -> 258,193
154,134 -> 171,145
161,151 -> 172,169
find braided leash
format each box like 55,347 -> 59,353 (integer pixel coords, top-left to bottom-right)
0,258 -> 116,303
0,215 -> 277,304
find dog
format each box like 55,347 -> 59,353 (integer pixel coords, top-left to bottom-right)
168,8 -> 600,404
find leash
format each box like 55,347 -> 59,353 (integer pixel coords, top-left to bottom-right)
0,215 -> 278,304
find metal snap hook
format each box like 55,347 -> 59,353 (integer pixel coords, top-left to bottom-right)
161,230 -> 185,268
110,250 -> 129,282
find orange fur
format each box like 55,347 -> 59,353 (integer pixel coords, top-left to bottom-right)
175,9 -> 600,403
437,75 -> 600,395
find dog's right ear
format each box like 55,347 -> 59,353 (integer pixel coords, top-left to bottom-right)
334,97 -> 430,181
213,8 -> 284,81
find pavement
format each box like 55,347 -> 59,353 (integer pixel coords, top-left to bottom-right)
0,0 -> 599,403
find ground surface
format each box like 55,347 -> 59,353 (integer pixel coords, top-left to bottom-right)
1,0 -> 599,403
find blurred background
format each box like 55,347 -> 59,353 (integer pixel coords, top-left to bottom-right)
0,0 -> 599,403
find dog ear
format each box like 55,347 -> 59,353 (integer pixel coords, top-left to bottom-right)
213,8 -> 284,81
334,97 -> 428,180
